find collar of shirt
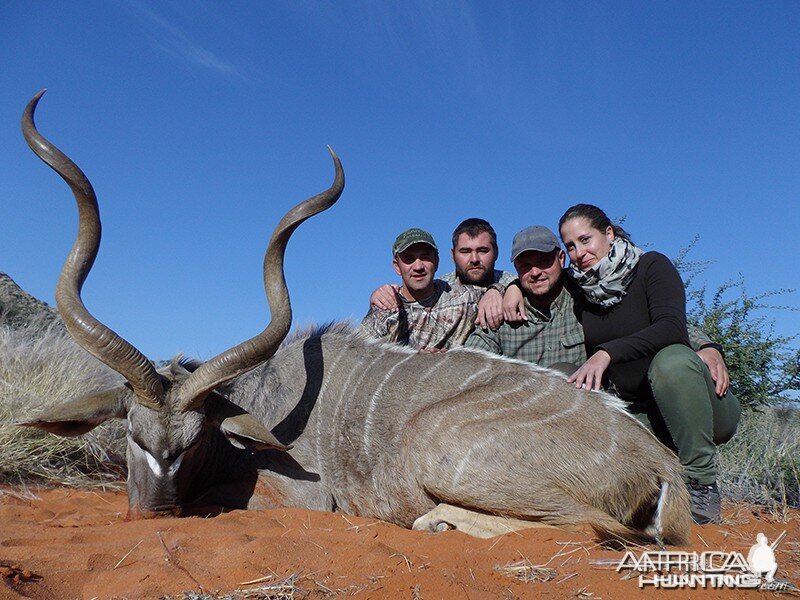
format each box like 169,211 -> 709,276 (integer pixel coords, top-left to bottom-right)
399,280 -> 446,307
523,285 -> 570,324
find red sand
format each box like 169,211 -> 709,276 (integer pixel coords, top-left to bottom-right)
1,487 -> 798,599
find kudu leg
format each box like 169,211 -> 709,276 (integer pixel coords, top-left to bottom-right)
412,503 -> 557,539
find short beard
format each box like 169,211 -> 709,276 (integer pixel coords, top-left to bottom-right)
456,265 -> 493,288
524,280 -> 564,309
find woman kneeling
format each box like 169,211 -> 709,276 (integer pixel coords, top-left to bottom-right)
558,203 -> 740,524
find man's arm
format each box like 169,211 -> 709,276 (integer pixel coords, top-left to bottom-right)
369,284 -> 401,311
501,281 -> 528,323
688,324 -> 729,397
476,288 -> 504,331
496,270 -> 516,287
687,323 -> 722,354
360,305 -> 398,342
475,270 -> 518,331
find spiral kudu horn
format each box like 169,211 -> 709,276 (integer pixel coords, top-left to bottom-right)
176,148 -> 344,411
22,90 -> 164,408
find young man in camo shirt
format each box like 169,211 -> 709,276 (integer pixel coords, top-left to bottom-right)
368,218 -> 515,332
361,228 -> 486,350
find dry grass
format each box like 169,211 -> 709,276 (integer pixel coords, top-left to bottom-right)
718,405 -> 800,513
495,557 -> 558,583
237,575 -> 297,599
0,317 -> 127,488
161,575 -> 303,600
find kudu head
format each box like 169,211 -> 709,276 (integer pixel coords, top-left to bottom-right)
18,90 -> 344,517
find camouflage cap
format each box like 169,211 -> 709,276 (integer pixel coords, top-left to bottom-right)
392,228 -> 438,255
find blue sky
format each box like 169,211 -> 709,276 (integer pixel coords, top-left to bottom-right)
2,1 -> 798,360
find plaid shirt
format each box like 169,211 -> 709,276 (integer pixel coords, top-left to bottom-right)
465,284 -> 586,366
466,280 -> 716,367
361,279 -> 484,350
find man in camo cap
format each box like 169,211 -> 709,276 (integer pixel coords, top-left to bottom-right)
368,218 -> 515,331
361,228 -> 484,350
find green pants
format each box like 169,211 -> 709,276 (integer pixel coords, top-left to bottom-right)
629,344 -> 741,485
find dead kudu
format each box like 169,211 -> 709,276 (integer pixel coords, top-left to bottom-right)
19,91 -> 691,545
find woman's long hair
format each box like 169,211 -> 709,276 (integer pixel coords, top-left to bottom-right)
558,204 -> 631,242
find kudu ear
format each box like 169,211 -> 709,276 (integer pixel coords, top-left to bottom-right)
220,414 -> 293,451
206,393 -> 292,452
17,385 -> 129,436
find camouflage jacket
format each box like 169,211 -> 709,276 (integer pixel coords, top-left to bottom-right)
360,279 -> 484,350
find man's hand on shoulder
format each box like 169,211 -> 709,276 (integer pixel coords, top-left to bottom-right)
370,284 -> 401,311
502,283 -> 527,323
476,288 -> 504,331
696,346 -> 730,397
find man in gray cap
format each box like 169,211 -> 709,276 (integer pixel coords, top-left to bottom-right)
465,225 -> 585,368
361,227 -> 484,350
467,224 -> 734,524
467,224 -> 731,378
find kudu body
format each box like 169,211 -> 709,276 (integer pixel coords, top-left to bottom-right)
20,92 -> 692,545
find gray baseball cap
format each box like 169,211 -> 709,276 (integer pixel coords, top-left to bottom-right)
392,228 -> 438,255
510,226 -> 560,261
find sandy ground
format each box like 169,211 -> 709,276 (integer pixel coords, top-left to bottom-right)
0,486 -> 798,600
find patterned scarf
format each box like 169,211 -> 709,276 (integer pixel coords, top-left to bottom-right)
566,237 -> 644,308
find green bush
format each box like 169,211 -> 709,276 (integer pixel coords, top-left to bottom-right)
675,239 -> 799,410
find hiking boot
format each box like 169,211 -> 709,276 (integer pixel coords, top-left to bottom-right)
687,479 -> 721,524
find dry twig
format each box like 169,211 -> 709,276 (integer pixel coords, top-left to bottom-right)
240,575 -> 274,586
156,531 -> 204,592
391,553 -> 413,572
113,539 -> 143,570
